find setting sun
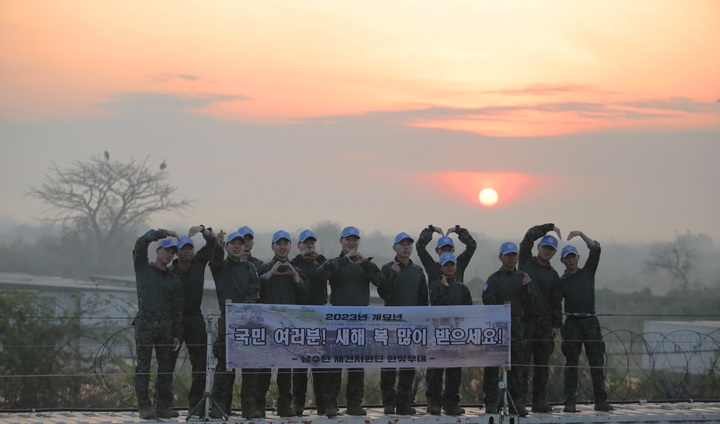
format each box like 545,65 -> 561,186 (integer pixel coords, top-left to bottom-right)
479,188 -> 499,207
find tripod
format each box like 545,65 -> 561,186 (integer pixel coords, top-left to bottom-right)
489,367 -> 519,416
186,313 -> 228,421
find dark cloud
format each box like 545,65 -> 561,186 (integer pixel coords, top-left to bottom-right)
619,97 -> 720,114
299,99 -> 678,127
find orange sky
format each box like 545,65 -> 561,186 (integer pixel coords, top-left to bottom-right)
2,1 -> 719,135
1,1 -> 719,242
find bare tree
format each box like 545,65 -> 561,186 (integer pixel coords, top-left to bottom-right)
312,220 -> 342,257
28,153 -> 191,271
645,231 -> 703,289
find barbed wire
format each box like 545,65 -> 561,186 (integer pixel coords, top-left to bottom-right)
2,314 -> 719,408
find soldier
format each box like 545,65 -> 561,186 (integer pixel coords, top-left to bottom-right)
426,252 -> 472,416
559,231 -> 614,413
316,226 -> 392,417
379,232 -> 428,416
255,230 -> 309,417
169,226 -> 216,415
482,242 -> 533,417
290,229 -> 329,416
518,223 -> 563,413
238,225 -> 265,268
416,224 -> 476,283
208,230 -> 262,419
132,229 -> 183,419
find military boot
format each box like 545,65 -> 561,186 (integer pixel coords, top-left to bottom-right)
444,405 -> 465,416
325,404 -> 338,418
395,405 -> 416,415
346,404 -> 367,416
138,406 -> 155,420
594,400 -> 614,411
563,401 -> 578,413
532,402 -> 553,413
155,406 -> 179,418
427,404 -> 442,415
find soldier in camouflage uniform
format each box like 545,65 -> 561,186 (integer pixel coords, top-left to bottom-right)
238,226 -> 266,268
426,252 -> 472,416
132,229 -> 183,420
208,231 -> 262,419
255,230 -> 309,417
169,225 -> 216,415
416,224 -> 476,283
559,231 -> 614,413
213,225 -> 264,414
482,242 -> 534,417
316,226 -> 392,418
290,229 -> 329,416
378,232 -> 428,416
518,223 -> 563,413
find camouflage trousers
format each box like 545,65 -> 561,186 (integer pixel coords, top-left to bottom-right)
210,316 -> 258,411
426,367 -> 461,407
483,317 -> 525,409
256,368 -> 294,408
561,316 -> 608,403
324,368 -> 364,407
134,314 -> 176,409
293,368 -> 328,412
170,314 -> 207,409
380,368 -> 415,408
520,315 -> 555,405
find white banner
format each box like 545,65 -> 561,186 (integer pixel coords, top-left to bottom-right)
225,304 -> 511,369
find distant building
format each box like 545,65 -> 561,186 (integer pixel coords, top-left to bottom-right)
643,320 -> 720,374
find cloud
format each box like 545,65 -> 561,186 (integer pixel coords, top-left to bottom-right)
97,92 -> 250,118
153,73 -> 201,82
619,97 -> 720,114
477,83 -> 612,96
296,95 -> 717,137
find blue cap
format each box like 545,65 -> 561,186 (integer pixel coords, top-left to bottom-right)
157,238 -> 178,251
393,232 -> 414,245
238,226 -> 254,238
226,231 -> 245,244
561,245 -> 579,258
298,229 -> 317,243
439,252 -> 457,266
539,235 -> 558,250
436,236 -> 454,249
176,236 -> 194,249
272,230 -> 291,243
341,226 -> 361,238
499,241 -> 519,255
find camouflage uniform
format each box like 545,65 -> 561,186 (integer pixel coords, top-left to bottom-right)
255,258 -> 309,415
290,253 -> 328,414
559,242 -> 609,404
316,252 -> 390,413
481,267 -> 534,412
169,228 -> 216,409
426,276 -> 472,410
209,244 -> 261,414
132,229 -> 184,411
416,225 -> 476,283
518,224 -> 563,408
378,257 -> 428,412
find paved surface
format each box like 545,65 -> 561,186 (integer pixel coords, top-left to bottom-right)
2,403 -> 720,424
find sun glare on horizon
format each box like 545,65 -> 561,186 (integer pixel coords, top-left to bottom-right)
478,188 -> 499,207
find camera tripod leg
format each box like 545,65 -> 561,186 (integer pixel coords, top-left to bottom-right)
184,313 -> 228,421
